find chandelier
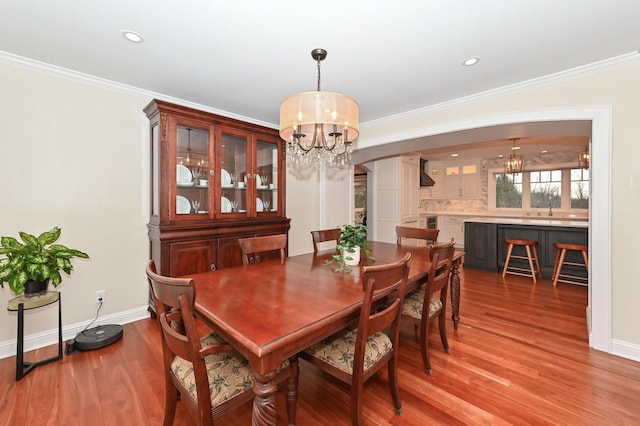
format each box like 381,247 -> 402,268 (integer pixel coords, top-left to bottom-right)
504,138 -> 524,174
578,144 -> 590,169
279,48 -> 359,166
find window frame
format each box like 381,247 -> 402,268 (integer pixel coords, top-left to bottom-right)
488,162 -> 589,213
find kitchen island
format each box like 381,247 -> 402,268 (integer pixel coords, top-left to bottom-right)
464,217 -> 588,280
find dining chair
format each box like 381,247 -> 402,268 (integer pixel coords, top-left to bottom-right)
300,252 -> 412,426
401,238 -> 455,375
237,233 -> 287,265
145,260 -> 298,426
310,228 -> 341,253
395,225 -> 439,246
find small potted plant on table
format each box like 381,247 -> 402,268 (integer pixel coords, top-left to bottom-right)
0,227 -> 89,296
326,223 -> 374,272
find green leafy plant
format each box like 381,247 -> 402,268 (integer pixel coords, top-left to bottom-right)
326,223 -> 374,272
0,227 -> 89,295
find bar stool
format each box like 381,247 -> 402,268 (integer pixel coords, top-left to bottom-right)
502,239 -> 541,283
552,243 -> 588,286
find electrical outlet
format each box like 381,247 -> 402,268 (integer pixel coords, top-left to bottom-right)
95,290 -> 106,304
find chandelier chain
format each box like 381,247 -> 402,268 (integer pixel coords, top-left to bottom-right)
317,57 -> 321,91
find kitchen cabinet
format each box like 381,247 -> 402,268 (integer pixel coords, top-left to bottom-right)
372,154 -> 419,243
144,99 -> 290,313
464,222 -> 498,270
439,215 -> 467,247
443,159 -> 480,198
400,155 -> 420,220
421,160 -> 444,199
464,220 -> 588,280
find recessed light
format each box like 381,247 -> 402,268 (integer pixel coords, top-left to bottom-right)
541,150 -> 548,154
450,153 -> 459,157
122,30 -> 144,43
498,154 -> 504,158
462,56 -> 479,66
511,146 -> 521,151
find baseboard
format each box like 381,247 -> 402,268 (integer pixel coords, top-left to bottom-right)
0,306 -> 151,360
612,339 -> 640,363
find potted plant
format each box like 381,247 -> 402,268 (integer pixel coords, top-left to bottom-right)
0,227 -> 89,297
326,223 -> 374,272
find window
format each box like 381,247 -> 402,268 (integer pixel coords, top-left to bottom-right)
496,173 -> 522,208
571,168 -> 589,208
530,170 -> 562,208
490,166 -> 589,211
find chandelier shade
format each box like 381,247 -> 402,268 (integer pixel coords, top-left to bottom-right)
279,49 -> 359,165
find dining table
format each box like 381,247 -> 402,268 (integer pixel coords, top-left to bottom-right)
190,241 -> 464,426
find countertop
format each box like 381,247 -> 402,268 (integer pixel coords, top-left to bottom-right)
464,217 -> 588,228
419,210 -> 588,222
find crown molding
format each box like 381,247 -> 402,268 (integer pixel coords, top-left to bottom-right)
0,50 -> 275,129
2,49 -> 638,131
363,51 -> 640,129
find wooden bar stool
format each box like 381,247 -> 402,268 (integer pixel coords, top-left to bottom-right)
502,239 -> 541,283
552,243 -> 588,286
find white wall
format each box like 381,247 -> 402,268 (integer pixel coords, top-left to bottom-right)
0,63 -> 151,349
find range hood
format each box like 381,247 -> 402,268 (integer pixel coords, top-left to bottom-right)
419,159 -> 436,187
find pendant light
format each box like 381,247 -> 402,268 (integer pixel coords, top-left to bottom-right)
504,138 -> 524,174
578,144 -> 590,169
279,48 -> 359,166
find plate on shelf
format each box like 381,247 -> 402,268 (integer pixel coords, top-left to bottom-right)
221,169 -> 232,186
176,195 -> 190,214
221,196 -> 232,213
176,164 -> 192,184
177,182 -> 195,187
256,197 -> 264,212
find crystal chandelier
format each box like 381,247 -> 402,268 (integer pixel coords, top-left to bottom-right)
578,144 -> 590,169
279,48 -> 359,166
504,138 -> 524,174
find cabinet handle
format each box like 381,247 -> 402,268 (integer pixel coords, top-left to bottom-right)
209,170 -> 214,176
210,263 -> 217,271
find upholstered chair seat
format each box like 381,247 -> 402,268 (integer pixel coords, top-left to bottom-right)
402,290 -> 443,320
304,325 -> 393,375
171,335 -> 292,407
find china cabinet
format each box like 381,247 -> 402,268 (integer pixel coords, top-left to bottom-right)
144,100 -> 289,312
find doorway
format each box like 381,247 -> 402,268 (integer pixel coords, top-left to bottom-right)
350,107 -> 612,353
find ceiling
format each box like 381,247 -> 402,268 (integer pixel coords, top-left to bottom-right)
2,1 -> 639,159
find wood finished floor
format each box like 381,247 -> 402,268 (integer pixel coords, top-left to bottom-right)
2,268 -> 640,425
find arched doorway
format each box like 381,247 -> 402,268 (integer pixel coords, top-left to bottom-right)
352,107 -> 612,353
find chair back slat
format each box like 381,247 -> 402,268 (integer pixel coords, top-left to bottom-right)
238,234 -> 287,265
396,226 -> 439,246
311,228 -> 341,253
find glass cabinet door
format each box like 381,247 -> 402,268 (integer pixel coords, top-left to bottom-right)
219,130 -> 248,216
175,124 -> 210,217
256,138 -> 279,215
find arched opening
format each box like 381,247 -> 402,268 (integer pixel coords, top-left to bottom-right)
352,107 -> 612,353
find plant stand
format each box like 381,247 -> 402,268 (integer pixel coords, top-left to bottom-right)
7,291 -> 62,381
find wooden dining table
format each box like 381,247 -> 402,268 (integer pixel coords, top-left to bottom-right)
190,241 -> 464,425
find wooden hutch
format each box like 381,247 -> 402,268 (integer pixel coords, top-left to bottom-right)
144,99 -> 289,312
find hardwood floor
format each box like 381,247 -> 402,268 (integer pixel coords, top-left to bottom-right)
3,268 -> 640,425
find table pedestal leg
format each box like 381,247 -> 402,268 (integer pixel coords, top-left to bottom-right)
450,260 -> 462,330
252,370 -> 277,426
